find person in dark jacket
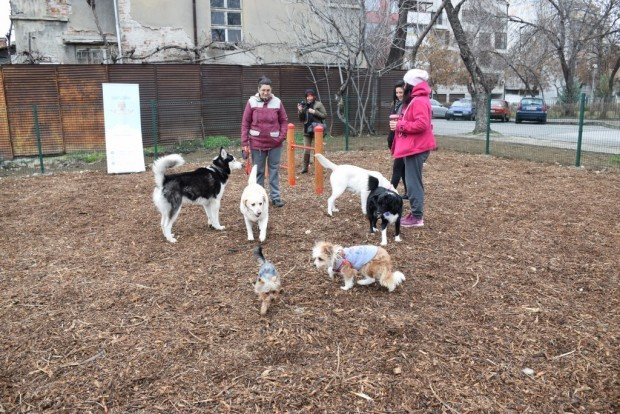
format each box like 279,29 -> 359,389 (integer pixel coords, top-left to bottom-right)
241,76 -> 289,207
297,88 -> 327,173
387,80 -> 406,195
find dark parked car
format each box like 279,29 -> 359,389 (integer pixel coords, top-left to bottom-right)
516,97 -> 547,124
490,99 -> 510,122
445,99 -> 476,121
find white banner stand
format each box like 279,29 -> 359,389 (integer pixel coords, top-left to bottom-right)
102,83 -> 146,174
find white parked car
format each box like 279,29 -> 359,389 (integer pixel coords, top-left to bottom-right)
430,99 -> 448,118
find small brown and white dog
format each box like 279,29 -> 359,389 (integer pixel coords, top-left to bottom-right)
240,164 -> 269,241
253,246 -> 282,315
312,241 -> 405,291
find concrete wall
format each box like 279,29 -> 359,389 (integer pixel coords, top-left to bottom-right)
11,0 -> 117,63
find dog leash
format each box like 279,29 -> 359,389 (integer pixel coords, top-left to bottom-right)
244,147 -> 252,175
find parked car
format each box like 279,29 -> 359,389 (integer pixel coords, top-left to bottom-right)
490,99 -> 510,122
430,99 -> 448,118
516,97 -> 547,124
445,99 -> 476,121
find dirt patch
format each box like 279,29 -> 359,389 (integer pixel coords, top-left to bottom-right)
1,149 -> 618,413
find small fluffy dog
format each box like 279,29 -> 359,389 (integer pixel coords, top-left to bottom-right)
367,176 -> 403,246
240,164 -> 269,242
312,241 -> 405,292
253,246 -> 282,315
314,153 -> 395,216
152,148 -> 242,243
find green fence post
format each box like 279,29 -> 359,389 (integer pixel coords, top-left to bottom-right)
345,93 -> 349,151
151,99 -> 158,159
576,93 -> 585,167
33,104 -> 44,174
485,94 -> 491,155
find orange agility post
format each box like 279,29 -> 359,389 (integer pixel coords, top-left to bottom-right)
313,125 -> 324,194
286,123 -> 296,186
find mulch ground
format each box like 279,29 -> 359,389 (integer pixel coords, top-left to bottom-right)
1,149 -> 618,413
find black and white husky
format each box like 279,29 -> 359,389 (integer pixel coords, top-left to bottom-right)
152,148 -> 243,243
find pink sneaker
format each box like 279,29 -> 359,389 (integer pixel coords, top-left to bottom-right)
401,213 -> 424,228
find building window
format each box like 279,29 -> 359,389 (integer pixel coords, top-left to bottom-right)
76,48 -> 107,64
430,10 -> 444,25
412,1 -> 433,12
479,32 -> 492,48
210,0 -> 242,43
440,30 -> 450,45
494,32 -> 507,50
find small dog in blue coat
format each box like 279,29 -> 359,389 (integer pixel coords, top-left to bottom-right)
253,246 -> 282,315
311,241 -> 405,291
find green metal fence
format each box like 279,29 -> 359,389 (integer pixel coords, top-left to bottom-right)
1,95 -> 618,176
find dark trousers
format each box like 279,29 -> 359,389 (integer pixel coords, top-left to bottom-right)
404,151 -> 430,219
391,157 -> 407,193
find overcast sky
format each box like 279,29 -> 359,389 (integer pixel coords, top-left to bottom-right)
1,0 -> 12,40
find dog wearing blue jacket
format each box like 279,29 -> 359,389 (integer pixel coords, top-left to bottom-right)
312,241 -> 405,291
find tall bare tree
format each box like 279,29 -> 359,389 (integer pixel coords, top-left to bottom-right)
508,0 -> 620,106
444,0 -> 507,133
284,0 -> 448,134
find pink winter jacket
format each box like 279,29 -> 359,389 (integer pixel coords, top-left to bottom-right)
241,94 -> 289,150
392,81 -> 436,159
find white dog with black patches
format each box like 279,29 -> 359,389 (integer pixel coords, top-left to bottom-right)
240,164 -> 269,242
152,148 -> 242,243
315,153 -> 395,216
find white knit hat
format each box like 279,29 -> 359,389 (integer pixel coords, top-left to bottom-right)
403,69 -> 429,86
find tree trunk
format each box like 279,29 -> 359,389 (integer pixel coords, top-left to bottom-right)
386,0 -> 413,68
444,2 -> 491,134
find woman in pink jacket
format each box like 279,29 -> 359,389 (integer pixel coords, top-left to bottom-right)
389,69 -> 436,227
241,76 -> 289,207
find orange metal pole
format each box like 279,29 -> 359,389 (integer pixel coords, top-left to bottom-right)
286,123 -> 296,186
314,125 -> 324,194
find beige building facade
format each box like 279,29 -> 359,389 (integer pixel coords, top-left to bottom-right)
9,0 -> 354,65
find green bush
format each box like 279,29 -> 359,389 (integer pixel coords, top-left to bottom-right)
68,151 -> 106,163
203,135 -> 231,149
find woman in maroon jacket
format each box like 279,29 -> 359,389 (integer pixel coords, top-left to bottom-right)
389,69 -> 436,227
241,76 -> 289,207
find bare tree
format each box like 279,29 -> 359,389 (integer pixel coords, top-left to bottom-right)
418,33 -> 471,98
508,0 -> 620,106
282,0 -> 446,135
444,0 -> 507,133
493,25 -> 557,98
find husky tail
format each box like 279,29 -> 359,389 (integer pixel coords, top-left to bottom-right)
153,154 -> 185,188
248,164 -> 258,185
314,153 -> 338,171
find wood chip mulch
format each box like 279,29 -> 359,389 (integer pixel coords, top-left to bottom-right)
1,149 -> 618,413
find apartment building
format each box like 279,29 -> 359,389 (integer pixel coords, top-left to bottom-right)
9,0 -> 362,65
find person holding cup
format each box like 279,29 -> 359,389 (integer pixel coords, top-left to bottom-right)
387,80 -> 407,195
389,69 -> 436,228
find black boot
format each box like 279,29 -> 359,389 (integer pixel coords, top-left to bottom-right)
300,153 -> 311,173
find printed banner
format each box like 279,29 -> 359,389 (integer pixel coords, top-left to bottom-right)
102,83 -> 145,174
